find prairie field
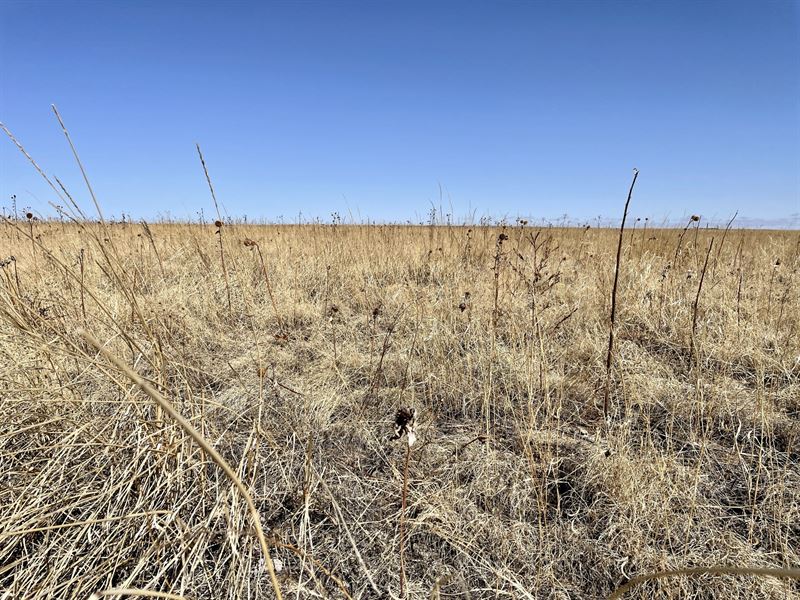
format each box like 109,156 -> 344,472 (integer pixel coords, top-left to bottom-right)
0,218 -> 798,599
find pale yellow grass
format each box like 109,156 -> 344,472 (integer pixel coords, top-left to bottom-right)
0,219 -> 798,599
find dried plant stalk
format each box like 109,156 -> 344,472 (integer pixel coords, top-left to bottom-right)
196,144 -> 232,315
603,168 -> 639,420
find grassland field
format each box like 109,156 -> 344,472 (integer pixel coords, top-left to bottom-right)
0,219 -> 798,599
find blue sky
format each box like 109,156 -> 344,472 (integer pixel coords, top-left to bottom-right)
1,1 -> 798,225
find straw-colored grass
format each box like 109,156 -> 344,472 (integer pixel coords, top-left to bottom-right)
1,217 -> 798,599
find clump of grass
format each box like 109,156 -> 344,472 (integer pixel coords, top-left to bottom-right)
244,237 -> 286,333
79,329 -> 284,600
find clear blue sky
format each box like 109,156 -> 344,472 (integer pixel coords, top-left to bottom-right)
1,0 -> 798,225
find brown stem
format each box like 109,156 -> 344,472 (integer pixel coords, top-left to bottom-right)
603,168 -> 639,420
216,226 -> 232,315
79,248 -> 87,326
399,442 -> 411,599
691,238 -> 714,368
196,144 -> 232,315
252,241 -> 285,331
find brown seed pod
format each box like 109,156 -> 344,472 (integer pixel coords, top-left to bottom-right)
26,212 -> 33,220
391,407 -> 418,446
214,220 -> 223,228
690,215 -> 700,222
243,238 -> 256,247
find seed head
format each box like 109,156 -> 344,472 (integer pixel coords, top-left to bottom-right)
214,219 -> 223,228
243,237 -> 256,247
690,215 -> 700,222
392,407 -> 417,446
26,212 -> 33,220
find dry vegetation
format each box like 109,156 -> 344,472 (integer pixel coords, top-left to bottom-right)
1,214 -> 799,599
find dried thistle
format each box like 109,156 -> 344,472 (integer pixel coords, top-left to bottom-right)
392,407 -> 417,446
394,405 -> 418,598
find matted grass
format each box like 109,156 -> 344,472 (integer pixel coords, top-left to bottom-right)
1,220 -> 798,599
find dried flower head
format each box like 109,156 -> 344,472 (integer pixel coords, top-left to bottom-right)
26,212 -> 33,220
498,233 -> 509,242
690,215 -> 700,222
243,237 -> 257,247
392,407 -> 417,446
214,219 -> 223,228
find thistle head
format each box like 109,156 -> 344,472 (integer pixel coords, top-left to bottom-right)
392,407 -> 418,447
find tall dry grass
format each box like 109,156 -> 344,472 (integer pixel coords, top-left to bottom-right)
1,213 -> 798,599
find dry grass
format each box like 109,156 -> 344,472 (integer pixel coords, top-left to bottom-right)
1,217 -> 798,599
